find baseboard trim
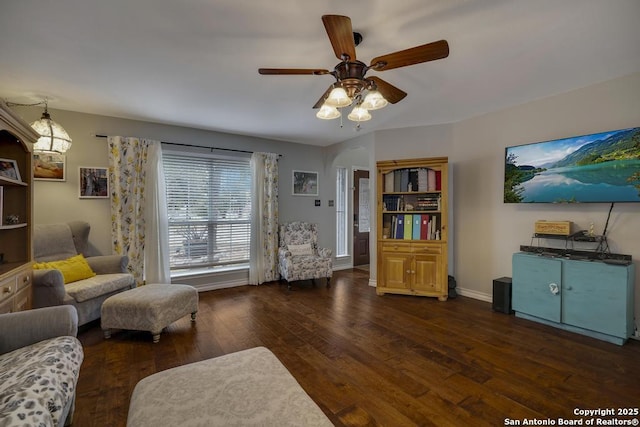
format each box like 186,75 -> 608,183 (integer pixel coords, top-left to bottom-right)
191,278 -> 248,292
456,287 -> 492,303
368,279 -> 377,288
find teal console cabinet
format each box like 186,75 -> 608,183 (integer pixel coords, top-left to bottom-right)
512,252 -> 635,345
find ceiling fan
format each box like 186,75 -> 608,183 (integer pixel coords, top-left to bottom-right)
258,15 -> 449,122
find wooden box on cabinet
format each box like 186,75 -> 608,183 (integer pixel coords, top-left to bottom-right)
512,252 -> 635,345
376,157 -> 448,301
0,101 -> 37,313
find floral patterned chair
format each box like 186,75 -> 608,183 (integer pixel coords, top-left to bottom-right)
278,221 -> 332,290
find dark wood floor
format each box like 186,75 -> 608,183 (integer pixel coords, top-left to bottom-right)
74,268 -> 640,426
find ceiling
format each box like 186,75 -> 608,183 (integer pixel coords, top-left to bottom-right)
1,0 -> 639,146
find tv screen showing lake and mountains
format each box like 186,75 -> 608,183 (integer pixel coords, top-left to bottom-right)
504,127 -> 640,203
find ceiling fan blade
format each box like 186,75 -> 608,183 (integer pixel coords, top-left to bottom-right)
258,68 -> 330,75
322,15 -> 357,61
312,85 -> 334,109
367,76 -> 407,104
370,40 -> 449,71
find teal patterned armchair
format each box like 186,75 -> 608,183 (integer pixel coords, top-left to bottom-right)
278,222 -> 332,290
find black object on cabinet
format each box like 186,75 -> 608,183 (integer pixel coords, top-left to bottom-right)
492,277 -> 513,314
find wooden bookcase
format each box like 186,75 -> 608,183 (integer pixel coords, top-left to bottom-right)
376,157 -> 449,300
0,101 -> 37,313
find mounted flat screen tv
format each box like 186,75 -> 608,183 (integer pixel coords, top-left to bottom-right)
504,126 -> 640,203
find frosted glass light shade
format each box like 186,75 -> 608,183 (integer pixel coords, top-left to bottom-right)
324,87 -> 352,108
31,112 -> 72,153
347,106 -> 371,122
361,90 -> 388,110
316,104 -> 341,120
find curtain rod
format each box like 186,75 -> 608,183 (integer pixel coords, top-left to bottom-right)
94,134 -> 281,156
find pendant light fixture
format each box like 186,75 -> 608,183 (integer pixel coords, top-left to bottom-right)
30,99 -> 72,153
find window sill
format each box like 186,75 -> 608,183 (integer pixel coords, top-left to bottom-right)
171,264 -> 249,280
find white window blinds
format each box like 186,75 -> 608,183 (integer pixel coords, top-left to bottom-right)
163,153 -> 252,273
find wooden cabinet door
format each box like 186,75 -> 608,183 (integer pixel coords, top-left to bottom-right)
562,261 -> 632,338
381,253 -> 411,290
512,253 -> 562,323
13,285 -> 31,312
412,253 -> 441,293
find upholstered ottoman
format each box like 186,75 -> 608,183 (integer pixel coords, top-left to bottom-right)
101,283 -> 198,343
127,346 -> 333,427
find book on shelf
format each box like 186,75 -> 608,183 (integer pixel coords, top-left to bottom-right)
408,169 -> 419,191
427,169 -> 436,191
420,214 -> 429,240
418,168 -> 428,191
400,170 -> 409,193
383,167 -> 441,193
383,195 -> 403,211
412,215 -> 421,240
395,214 -> 404,239
384,172 -> 394,193
393,170 -> 402,192
384,213 -> 441,241
415,195 -> 439,211
403,214 -> 413,240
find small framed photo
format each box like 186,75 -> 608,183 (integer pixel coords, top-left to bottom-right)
0,158 -> 21,183
292,170 -> 319,196
79,167 -> 109,198
34,153 -> 66,181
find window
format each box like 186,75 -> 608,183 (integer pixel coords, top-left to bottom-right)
163,152 -> 251,274
336,167 -> 348,256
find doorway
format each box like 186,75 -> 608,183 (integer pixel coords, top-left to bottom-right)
352,169 -> 370,266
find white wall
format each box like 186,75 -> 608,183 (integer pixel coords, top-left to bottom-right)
367,72 -> 640,333
452,72 -> 640,304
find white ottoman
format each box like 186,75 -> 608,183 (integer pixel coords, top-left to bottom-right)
101,283 -> 198,343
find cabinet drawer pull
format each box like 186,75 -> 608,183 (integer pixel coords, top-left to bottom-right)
2,286 -> 12,295
23,275 -> 30,284
548,283 -> 559,295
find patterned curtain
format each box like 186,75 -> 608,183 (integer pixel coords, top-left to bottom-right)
107,136 -> 164,286
249,152 -> 279,284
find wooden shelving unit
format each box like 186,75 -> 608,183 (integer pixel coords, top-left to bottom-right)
376,157 -> 449,300
0,100 -> 37,313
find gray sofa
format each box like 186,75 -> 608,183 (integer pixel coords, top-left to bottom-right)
33,221 -> 135,326
0,306 -> 83,426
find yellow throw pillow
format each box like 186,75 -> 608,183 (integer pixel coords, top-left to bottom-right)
33,254 -> 97,284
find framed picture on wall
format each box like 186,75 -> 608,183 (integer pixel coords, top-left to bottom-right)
34,152 -> 66,181
292,170 -> 319,196
79,167 -> 109,198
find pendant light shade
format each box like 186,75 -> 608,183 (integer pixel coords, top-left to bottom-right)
30,105 -> 72,153
347,105 -> 371,122
324,87 -> 352,108
361,90 -> 388,110
316,104 -> 341,120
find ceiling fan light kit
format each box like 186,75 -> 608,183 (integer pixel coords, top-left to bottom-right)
361,90 -> 388,111
258,14 -> 449,125
316,104 -> 341,120
324,86 -> 352,108
347,105 -> 371,122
